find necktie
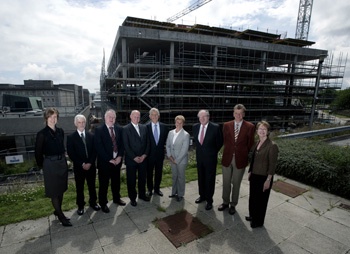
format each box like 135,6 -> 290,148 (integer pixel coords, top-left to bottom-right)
199,125 -> 205,145
109,127 -> 118,153
81,133 -> 88,157
154,124 -> 159,145
235,124 -> 239,142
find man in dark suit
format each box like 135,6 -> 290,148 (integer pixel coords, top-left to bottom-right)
67,114 -> 100,215
219,104 -> 255,215
123,110 -> 150,206
192,109 -> 223,210
146,108 -> 169,197
94,109 -> 126,213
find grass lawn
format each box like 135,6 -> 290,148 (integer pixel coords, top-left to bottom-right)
0,153 -> 222,226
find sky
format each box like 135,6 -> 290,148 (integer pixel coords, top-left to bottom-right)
0,0 -> 349,93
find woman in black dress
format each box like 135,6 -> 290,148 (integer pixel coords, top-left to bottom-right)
35,108 -> 72,227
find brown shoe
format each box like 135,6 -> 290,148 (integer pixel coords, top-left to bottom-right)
218,203 -> 229,211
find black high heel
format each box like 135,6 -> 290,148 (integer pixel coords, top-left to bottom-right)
53,211 -> 70,220
57,214 -> 72,227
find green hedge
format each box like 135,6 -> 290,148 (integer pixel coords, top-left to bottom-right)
275,139 -> 350,199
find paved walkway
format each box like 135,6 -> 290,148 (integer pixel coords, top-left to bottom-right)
0,172 -> 349,254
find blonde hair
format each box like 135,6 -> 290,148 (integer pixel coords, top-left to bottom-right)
175,115 -> 185,123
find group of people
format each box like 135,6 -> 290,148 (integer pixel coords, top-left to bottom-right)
34,104 -> 279,229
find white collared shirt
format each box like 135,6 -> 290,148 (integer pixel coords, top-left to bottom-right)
198,123 -> 208,142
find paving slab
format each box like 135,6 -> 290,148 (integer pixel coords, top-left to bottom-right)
0,172 -> 349,254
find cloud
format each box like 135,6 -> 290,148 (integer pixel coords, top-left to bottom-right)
0,0 -> 349,91
20,63 -> 76,82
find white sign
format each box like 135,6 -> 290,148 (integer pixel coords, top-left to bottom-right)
5,155 -> 24,164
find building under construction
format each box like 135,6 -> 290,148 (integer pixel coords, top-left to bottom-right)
101,16 -> 346,132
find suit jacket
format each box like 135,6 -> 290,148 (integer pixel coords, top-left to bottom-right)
192,121 -> 223,166
123,123 -> 150,166
94,124 -> 125,169
249,138 -> 279,176
146,121 -> 169,162
222,120 -> 255,169
67,130 -> 97,169
166,129 -> 190,165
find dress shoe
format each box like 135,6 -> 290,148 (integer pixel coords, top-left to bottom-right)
101,205 -> 110,213
250,222 -> 263,228
90,204 -> 101,211
155,190 -> 163,197
218,203 -> 229,211
169,194 -> 177,198
195,197 -> 205,204
77,208 -> 84,216
53,211 -> 70,220
139,195 -> 151,202
177,196 -> 183,202
57,214 -> 72,227
228,206 -> 236,215
205,203 -> 213,210
114,199 -> 126,206
245,216 -> 252,221
130,200 -> 137,206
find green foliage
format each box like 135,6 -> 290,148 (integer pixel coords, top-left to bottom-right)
275,139 -> 350,199
1,159 -> 36,175
332,88 -> 350,110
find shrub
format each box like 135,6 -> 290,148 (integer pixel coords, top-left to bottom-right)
275,139 -> 350,199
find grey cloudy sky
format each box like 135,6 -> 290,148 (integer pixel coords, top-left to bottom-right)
0,0 -> 349,93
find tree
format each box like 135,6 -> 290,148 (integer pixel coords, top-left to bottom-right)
332,88 -> 350,110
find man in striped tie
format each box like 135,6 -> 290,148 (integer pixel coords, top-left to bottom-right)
219,104 -> 255,215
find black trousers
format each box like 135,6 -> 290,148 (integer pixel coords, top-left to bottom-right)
197,161 -> 217,204
98,162 -> 122,207
249,173 -> 273,226
147,157 -> 164,192
74,166 -> 97,208
126,161 -> 147,201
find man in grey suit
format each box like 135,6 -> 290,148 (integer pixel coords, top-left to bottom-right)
123,110 -> 150,206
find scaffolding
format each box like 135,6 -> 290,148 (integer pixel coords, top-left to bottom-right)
102,17 -> 346,132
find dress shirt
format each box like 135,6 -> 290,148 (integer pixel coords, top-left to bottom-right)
198,123 -> 208,143
153,123 -> 159,141
172,129 -> 182,144
132,123 -> 140,135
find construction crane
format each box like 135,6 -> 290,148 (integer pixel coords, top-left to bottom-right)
166,0 -> 212,23
295,0 -> 313,40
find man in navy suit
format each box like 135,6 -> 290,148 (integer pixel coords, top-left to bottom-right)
94,109 -> 126,213
192,109 -> 223,210
146,108 -> 169,197
67,114 -> 100,215
123,110 -> 150,206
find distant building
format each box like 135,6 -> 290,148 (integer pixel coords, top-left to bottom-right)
0,80 -> 93,162
2,94 -> 43,113
0,80 -> 90,114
